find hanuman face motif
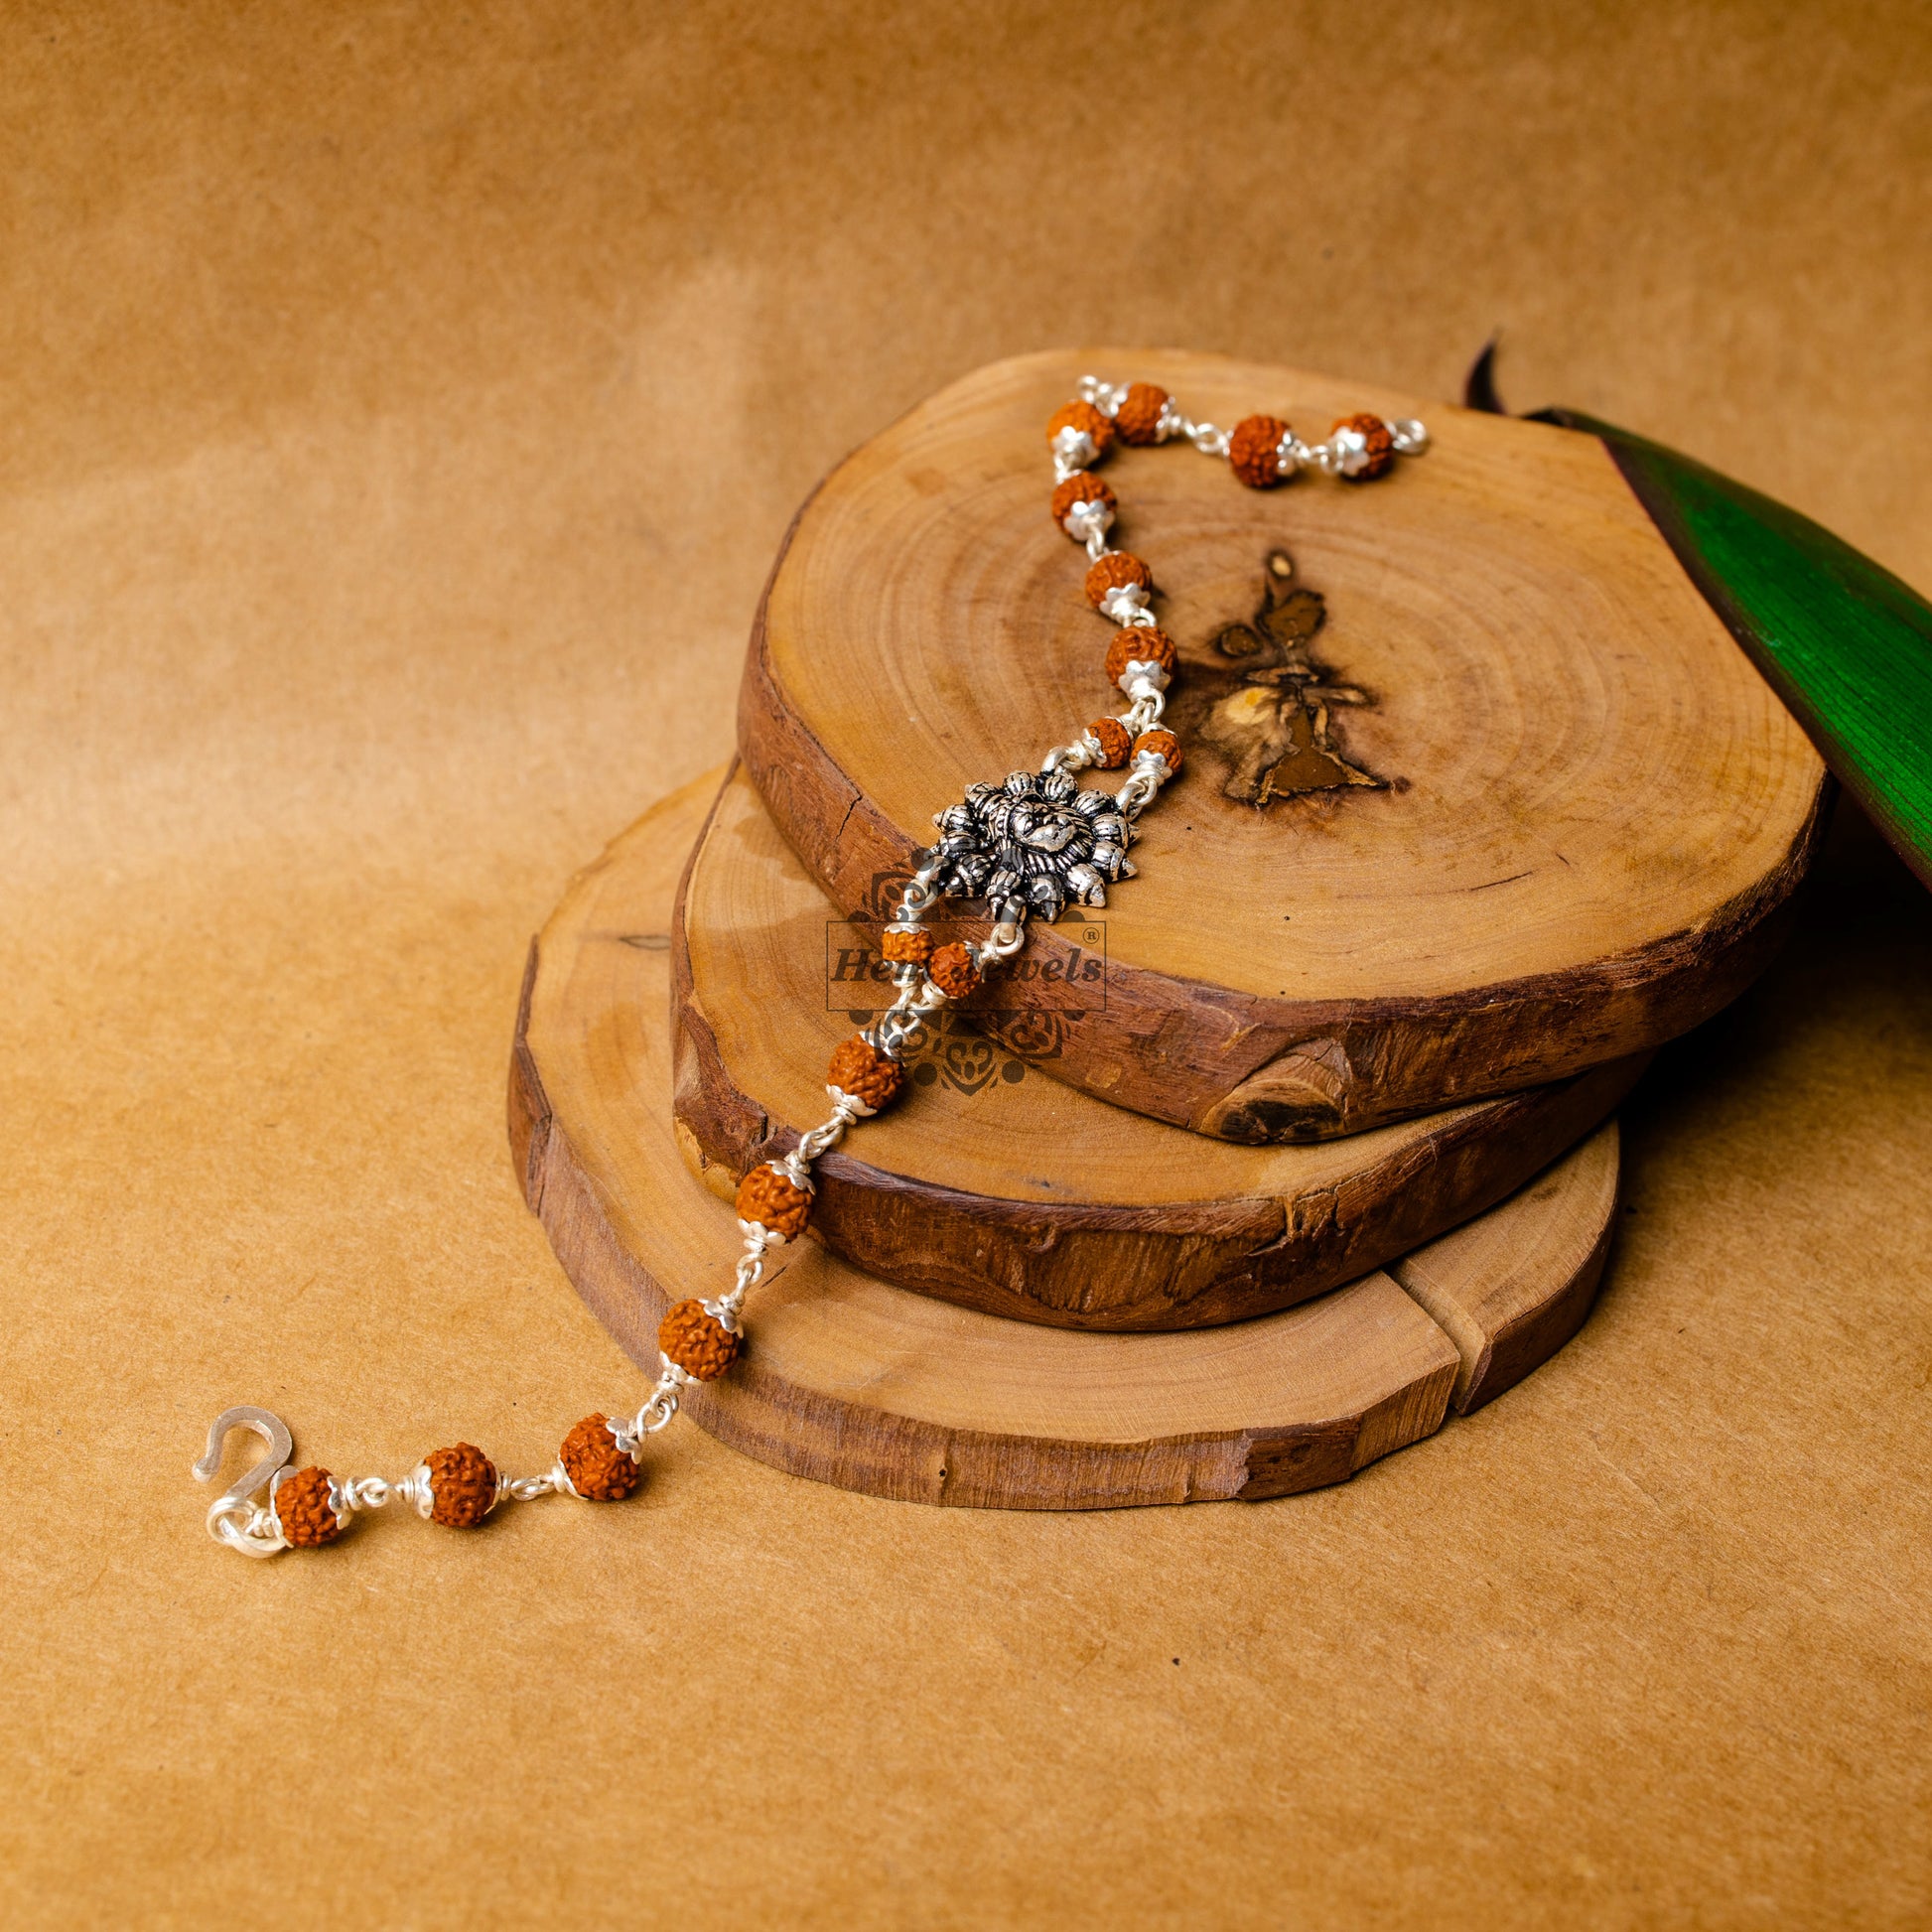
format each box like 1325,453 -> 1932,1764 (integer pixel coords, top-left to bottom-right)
928,769 -> 1135,924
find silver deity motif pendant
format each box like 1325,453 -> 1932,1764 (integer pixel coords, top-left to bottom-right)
928,769 -> 1135,925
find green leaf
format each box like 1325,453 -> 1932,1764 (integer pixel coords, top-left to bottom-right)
1537,409 -> 1932,891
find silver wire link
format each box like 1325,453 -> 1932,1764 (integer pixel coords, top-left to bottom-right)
1181,419 -> 1232,459
614,1362 -> 691,1450
499,1468 -> 565,1504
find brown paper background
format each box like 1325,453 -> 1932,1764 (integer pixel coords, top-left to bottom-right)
4,5 -> 1929,1925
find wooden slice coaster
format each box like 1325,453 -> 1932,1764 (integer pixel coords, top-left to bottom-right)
673,763 -> 1643,1331
739,347 -> 1828,1142
511,772 -> 1624,1510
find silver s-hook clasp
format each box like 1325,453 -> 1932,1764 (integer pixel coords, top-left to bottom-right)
192,1406 -> 294,1558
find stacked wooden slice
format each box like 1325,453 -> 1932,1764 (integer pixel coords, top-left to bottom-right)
513,350 -> 1830,1510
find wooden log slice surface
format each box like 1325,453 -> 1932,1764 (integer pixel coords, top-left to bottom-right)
673,762 -> 1643,1330
511,770 -> 1625,1510
738,347 -> 1828,1141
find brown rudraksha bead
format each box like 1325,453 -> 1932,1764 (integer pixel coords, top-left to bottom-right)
1228,414 -> 1292,488
1086,717 -> 1133,768
425,1443 -> 498,1529
1046,399 -> 1115,459
659,1300 -> 740,1381
1134,729 -> 1183,774
274,1465 -> 343,1549
1084,551 -> 1154,609
880,925 -> 932,967
1050,471 -> 1115,531
928,942 -> 982,999
828,1033 -> 906,1112
735,1163 -> 811,1239
559,1414 -> 641,1501
1112,382 -> 1171,446
1105,625 -> 1177,686
1332,412 -> 1396,480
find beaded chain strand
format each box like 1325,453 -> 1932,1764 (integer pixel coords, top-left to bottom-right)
195,377 -> 1428,1556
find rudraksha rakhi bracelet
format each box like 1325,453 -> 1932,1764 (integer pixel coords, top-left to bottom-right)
193,378 -> 1428,1557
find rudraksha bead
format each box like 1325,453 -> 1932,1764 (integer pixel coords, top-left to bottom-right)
1046,400 -> 1115,460
928,942 -> 982,999
1229,414 -> 1292,488
828,1034 -> 906,1112
1050,471 -> 1115,531
735,1163 -> 811,1239
1105,626 -> 1176,686
425,1444 -> 497,1529
1113,381 -> 1171,446
880,926 -> 932,967
1084,552 -> 1154,609
1331,412 -> 1396,480
659,1300 -> 740,1381
1134,729 -> 1183,774
1086,718 -> 1133,768
274,1465 -> 343,1548
559,1414 -> 641,1501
